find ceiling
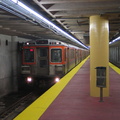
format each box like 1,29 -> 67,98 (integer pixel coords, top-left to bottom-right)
0,0 -> 120,48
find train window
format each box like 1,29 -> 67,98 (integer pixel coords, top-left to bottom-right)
24,49 -> 34,63
40,60 -> 47,67
51,49 -> 62,62
40,48 -> 47,57
6,40 -> 8,46
64,48 -> 67,61
70,49 -> 75,59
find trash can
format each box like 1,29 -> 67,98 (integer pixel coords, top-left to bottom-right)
96,67 -> 106,102
96,67 -> 106,88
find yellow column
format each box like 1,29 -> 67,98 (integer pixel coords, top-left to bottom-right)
90,15 -> 109,97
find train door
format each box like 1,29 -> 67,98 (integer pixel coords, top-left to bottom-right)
64,48 -> 68,74
75,49 -> 77,65
36,47 -> 49,76
67,47 -> 70,71
76,49 -> 79,64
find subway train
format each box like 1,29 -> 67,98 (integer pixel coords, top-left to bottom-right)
109,38 -> 120,68
21,39 -> 89,86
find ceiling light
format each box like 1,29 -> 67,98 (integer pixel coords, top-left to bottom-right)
109,36 -> 120,44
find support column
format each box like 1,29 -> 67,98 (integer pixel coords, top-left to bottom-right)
90,15 -> 109,97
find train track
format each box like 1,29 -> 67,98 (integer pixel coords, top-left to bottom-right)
0,92 -> 38,120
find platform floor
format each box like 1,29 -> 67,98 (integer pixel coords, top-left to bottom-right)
40,59 -> 120,120
14,58 -> 120,120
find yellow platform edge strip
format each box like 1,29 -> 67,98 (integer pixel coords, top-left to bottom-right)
109,62 -> 120,74
14,56 -> 89,120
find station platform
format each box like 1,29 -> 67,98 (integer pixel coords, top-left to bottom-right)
14,57 -> 120,120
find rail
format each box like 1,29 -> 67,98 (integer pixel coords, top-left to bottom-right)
0,92 -> 37,120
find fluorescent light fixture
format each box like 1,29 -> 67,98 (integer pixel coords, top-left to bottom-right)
71,31 -> 85,34
11,0 -> 18,3
9,0 -> 89,49
109,36 -> 120,44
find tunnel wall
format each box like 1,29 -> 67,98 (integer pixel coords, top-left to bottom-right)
0,34 -> 30,97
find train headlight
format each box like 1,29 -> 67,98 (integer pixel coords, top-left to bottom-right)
26,77 -> 33,83
55,77 -> 60,83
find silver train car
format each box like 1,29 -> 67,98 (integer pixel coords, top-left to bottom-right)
21,39 -> 89,85
109,38 -> 120,68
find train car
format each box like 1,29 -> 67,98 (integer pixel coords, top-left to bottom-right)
21,39 -> 89,86
109,38 -> 120,68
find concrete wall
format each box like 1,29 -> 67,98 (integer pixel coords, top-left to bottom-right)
0,34 -> 30,97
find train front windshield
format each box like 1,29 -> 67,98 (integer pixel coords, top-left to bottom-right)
51,49 -> 62,62
23,48 -> 34,63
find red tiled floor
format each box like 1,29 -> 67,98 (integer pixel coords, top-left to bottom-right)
40,59 -> 120,120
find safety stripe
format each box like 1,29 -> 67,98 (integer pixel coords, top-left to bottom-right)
109,62 -> 120,74
14,56 -> 90,120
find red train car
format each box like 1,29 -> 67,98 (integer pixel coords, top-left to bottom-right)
21,39 -> 89,85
